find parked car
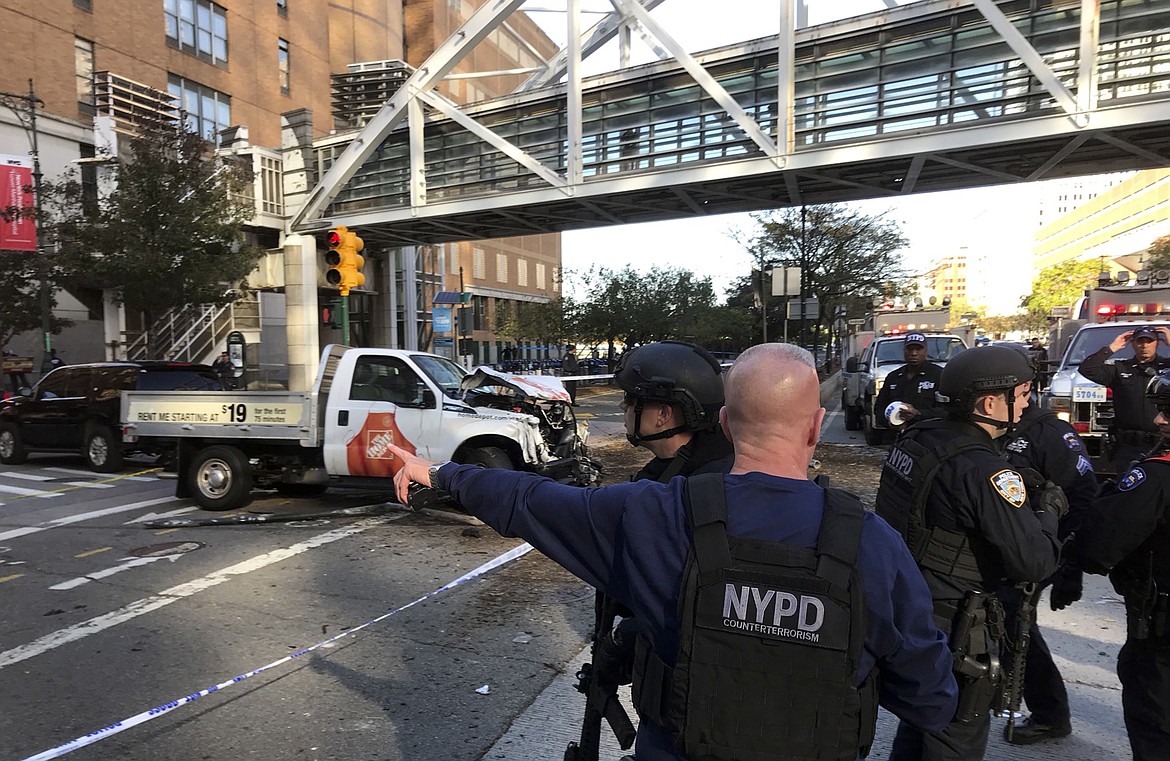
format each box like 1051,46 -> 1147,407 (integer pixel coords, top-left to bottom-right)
0,361 -> 223,472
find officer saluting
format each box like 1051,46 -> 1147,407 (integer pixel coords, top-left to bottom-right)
875,346 -> 1062,761
390,344 -> 957,760
875,332 -> 943,428
1078,324 -> 1170,473
1078,368 -> 1170,761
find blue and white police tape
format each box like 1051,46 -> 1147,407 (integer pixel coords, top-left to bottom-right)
21,541 -> 535,761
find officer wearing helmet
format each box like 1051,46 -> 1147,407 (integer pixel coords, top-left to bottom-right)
997,348 -> 1096,745
1078,368 -> 1170,761
614,341 -> 734,482
875,345 -> 1063,761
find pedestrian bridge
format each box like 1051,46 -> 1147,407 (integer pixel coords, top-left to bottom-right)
292,0 -> 1170,245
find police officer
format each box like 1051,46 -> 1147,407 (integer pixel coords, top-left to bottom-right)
561,346 -> 580,405
875,345 -> 1063,761
1078,368 -> 1170,761
875,332 -> 943,428
998,363 -> 1097,745
615,341 -> 733,482
1079,325 -> 1170,474
390,344 -> 958,760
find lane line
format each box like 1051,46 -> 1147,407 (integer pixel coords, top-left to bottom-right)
0,496 -> 176,542
0,514 -> 404,669
19,540 -> 532,761
74,547 -> 113,559
0,472 -> 56,482
0,573 -> 24,584
0,483 -> 62,498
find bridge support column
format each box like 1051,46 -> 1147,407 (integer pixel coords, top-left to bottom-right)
283,234 -> 320,392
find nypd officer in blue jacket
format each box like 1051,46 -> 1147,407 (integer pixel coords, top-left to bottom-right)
389,343 -> 957,761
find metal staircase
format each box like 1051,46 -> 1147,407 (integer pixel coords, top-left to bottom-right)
124,294 -> 261,363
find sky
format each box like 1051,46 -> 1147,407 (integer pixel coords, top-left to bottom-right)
528,0 -> 1045,313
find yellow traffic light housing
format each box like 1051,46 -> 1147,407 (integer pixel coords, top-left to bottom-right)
325,226 -> 365,296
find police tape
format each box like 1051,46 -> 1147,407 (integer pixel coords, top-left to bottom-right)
20,541 -> 535,761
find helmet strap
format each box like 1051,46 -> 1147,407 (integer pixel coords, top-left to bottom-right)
970,389 -> 1014,433
626,399 -> 690,446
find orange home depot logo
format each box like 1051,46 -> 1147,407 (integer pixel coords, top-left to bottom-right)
345,412 -> 417,476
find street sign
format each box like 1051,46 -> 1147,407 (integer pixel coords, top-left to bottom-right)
432,307 -> 452,333
1049,306 -> 1071,318
786,298 -> 819,320
770,266 -> 801,297
847,318 -> 865,327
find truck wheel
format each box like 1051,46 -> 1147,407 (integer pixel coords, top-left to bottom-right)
84,423 -> 123,473
460,446 -> 514,470
188,445 -> 253,511
862,408 -> 886,446
0,423 -> 27,465
842,393 -> 861,431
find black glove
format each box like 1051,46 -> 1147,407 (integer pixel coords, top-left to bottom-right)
1020,469 -> 1070,521
1049,565 -> 1083,611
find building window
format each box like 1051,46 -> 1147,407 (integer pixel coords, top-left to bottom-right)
473,248 -> 486,279
277,0 -> 287,15
496,253 -> 508,284
167,75 -> 231,142
74,0 -> 92,11
278,38 -> 290,95
164,0 -> 229,67
536,262 -> 547,290
79,143 -> 98,215
75,38 -> 94,113
516,258 -> 528,287
259,155 -> 284,215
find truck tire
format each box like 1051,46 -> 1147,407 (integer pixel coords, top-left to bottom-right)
83,423 -> 123,473
0,423 -> 27,465
862,404 -> 886,446
188,445 -> 253,511
459,446 -> 514,470
842,392 -> 861,431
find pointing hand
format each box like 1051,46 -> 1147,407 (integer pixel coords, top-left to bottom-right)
387,443 -> 437,505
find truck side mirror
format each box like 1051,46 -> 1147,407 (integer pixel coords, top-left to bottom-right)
419,388 -> 436,409
846,357 -> 859,373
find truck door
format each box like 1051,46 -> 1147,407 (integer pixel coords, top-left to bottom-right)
323,354 -> 433,477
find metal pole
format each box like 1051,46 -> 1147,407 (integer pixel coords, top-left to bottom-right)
28,80 -> 52,375
340,293 -> 351,345
799,205 -> 807,351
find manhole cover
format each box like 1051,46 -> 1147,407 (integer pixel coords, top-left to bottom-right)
127,541 -> 204,558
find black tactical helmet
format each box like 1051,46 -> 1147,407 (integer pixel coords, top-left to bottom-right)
614,341 -> 724,434
936,345 -> 1034,413
1146,369 -> 1170,411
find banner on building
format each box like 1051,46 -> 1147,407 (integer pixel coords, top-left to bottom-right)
0,154 -> 37,252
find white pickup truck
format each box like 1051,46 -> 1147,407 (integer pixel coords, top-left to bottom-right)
121,345 -> 600,510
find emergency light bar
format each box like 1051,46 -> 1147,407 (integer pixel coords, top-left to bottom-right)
1094,303 -> 1170,318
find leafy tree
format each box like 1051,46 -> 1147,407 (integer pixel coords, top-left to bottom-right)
0,187 -> 70,347
1146,234 -> 1170,273
40,120 -> 262,356
730,204 -> 909,349
1020,259 -> 1100,320
495,296 -> 575,356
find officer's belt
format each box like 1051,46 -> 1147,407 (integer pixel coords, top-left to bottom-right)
1129,592 -> 1170,643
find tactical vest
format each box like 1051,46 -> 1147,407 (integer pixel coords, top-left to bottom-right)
874,420 -> 988,584
631,473 -> 877,761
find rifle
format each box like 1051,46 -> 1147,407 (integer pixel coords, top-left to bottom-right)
565,596 -> 637,761
1003,582 -> 1038,742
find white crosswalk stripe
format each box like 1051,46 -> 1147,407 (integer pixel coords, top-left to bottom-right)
0,483 -> 61,498
64,481 -> 115,489
0,471 -> 56,482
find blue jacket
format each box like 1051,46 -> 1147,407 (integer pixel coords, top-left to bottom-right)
436,464 -> 958,760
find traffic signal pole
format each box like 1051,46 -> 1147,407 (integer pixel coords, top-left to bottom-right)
340,293 -> 351,345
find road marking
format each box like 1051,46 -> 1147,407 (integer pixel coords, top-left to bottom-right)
0,483 -> 62,498
0,496 -> 175,542
65,481 -> 115,489
0,472 -> 56,481
50,555 -> 180,591
154,528 -> 179,535
0,573 -> 24,584
74,547 -> 113,559
0,514 -> 403,669
123,506 -> 198,525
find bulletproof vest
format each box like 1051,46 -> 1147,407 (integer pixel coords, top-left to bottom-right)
631,474 -> 877,761
875,420 -> 988,584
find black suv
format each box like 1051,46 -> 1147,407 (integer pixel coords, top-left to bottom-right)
0,361 -> 223,472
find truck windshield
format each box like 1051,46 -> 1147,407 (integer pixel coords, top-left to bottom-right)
412,355 -> 467,398
1062,326 -> 1170,367
874,337 -> 966,365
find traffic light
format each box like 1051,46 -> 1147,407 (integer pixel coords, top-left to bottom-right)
322,301 -> 340,328
325,226 -> 365,296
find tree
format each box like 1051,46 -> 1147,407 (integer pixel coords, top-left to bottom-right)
1146,234 -> 1170,274
730,204 -> 910,349
494,296 -> 575,356
41,120 -> 262,356
1020,259 -> 1100,321
0,188 -> 70,347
